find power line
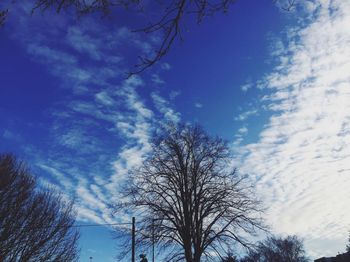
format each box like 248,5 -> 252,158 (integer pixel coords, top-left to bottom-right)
72,222 -> 132,228
0,222 -> 132,230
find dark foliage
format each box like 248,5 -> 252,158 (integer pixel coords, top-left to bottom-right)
115,123 -> 265,262
241,235 -> 309,262
222,254 -> 238,262
0,153 -> 79,261
0,9 -> 8,26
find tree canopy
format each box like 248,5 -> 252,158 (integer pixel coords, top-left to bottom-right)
0,153 -> 79,261
241,235 -> 309,262
115,123 -> 265,261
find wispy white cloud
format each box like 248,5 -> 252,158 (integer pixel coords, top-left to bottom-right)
95,91 -> 116,106
4,1 -> 182,226
2,129 -> 22,142
241,81 -> 253,92
27,44 -> 77,64
236,0 -> 350,258
169,90 -> 181,100
161,62 -> 171,70
151,92 -> 181,123
238,126 -> 248,135
233,126 -> 249,146
234,109 -> 258,121
76,206 -> 104,224
38,164 -> 76,192
194,102 -> 203,108
107,77 -> 155,194
151,74 -> 165,85
66,26 -> 103,60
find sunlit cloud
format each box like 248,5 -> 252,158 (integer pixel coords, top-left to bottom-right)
234,109 -> 258,121
151,92 -> 181,123
236,0 -> 350,258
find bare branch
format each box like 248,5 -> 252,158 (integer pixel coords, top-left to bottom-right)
0,154 -> 79,261
241,235 -> 310,262
0,9 -> 8,27
1,0 -> 297,75
114,123 -> 266,261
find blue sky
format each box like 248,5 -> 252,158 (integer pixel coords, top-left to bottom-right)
1,0 -> 350,261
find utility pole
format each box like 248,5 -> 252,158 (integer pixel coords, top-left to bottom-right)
132,217 -> 135,262
152,219 -> 155,262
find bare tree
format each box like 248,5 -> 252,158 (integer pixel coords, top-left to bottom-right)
240,235 -> 309,262
1,0 -> 297,75
346,232 -> 350,253
115,124 -> 265,261
0,153 -> 79,262
0,9 -> 8,26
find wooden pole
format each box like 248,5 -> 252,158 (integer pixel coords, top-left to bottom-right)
152,219 -> 155,262
132,217 -> 135,262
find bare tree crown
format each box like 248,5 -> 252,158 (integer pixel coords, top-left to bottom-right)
0,153 -> 79,261
241,235 -> 309,262
116,124 -> 265,261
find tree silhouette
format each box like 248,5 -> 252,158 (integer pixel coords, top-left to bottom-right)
241,235 -> 309,262
115,123 -> 265,262
0,153 -> 79,261
222,253 -> 238,262
0,9 -> 8,26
